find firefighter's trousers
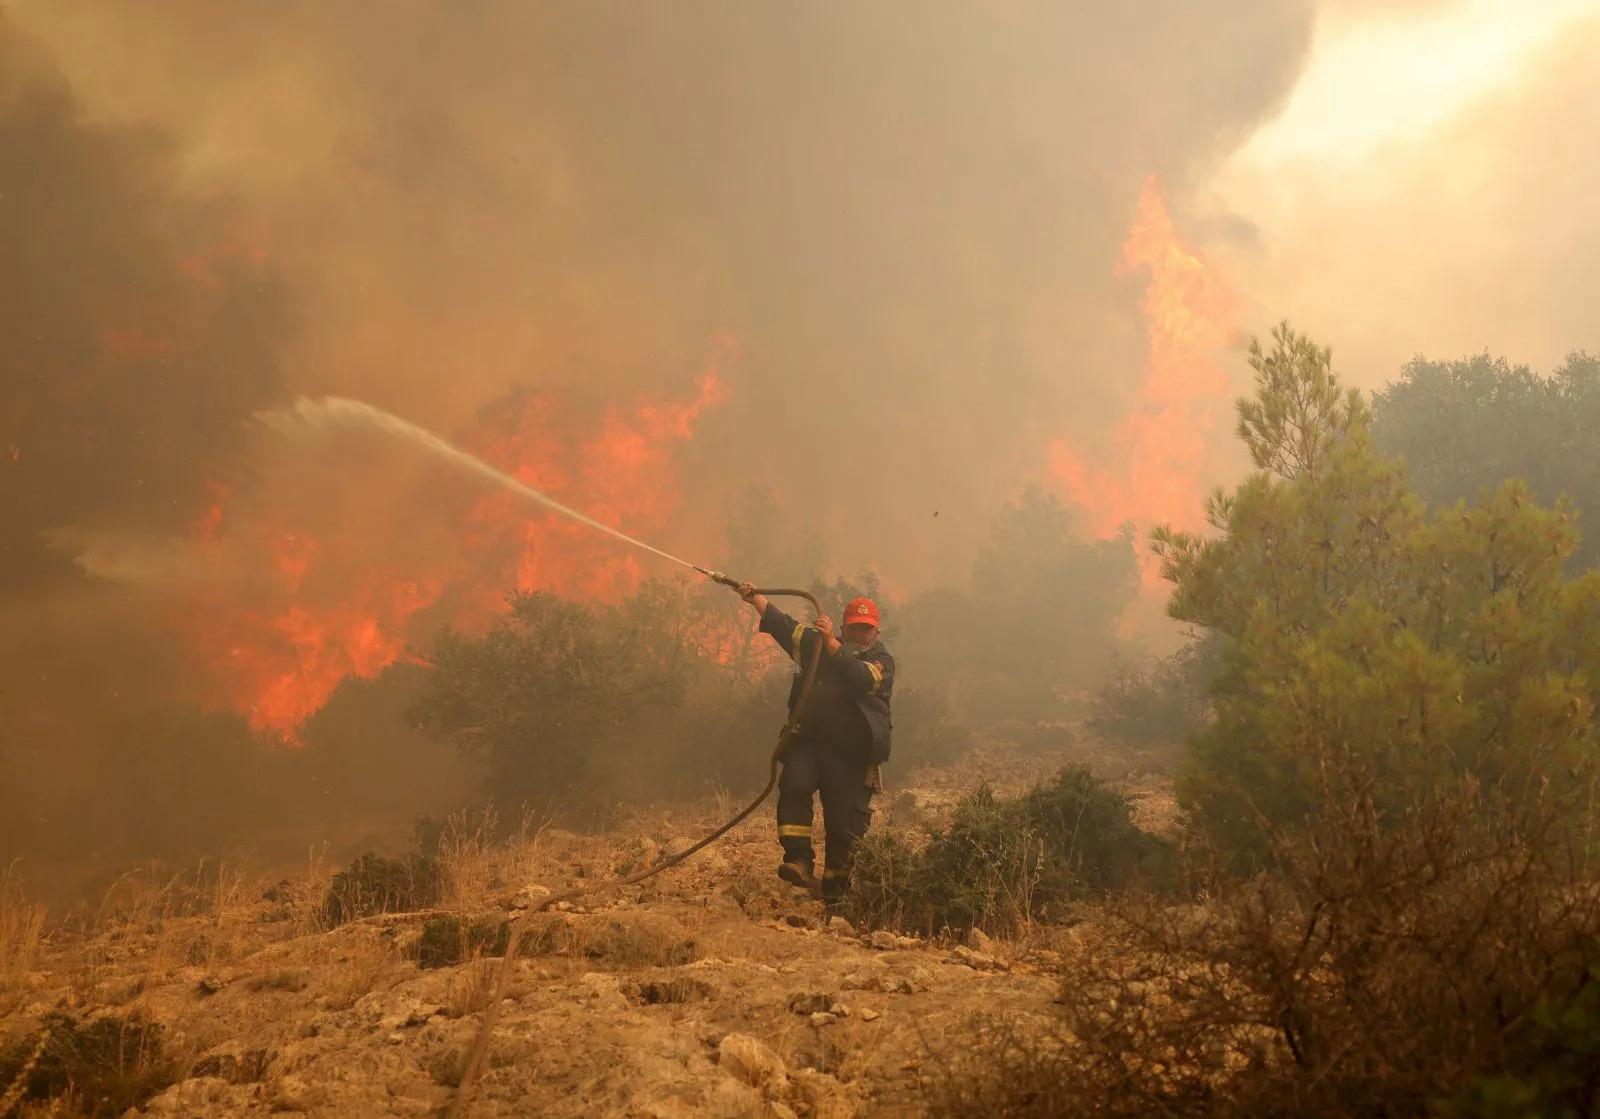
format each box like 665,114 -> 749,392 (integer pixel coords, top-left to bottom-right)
776,737 -> 876,901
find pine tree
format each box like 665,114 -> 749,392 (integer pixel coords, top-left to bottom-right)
1155,323 -> 1600,864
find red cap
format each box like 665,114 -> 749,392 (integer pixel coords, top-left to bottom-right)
843,597 -> 880,628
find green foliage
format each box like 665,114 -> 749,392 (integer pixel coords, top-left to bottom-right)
1088,637 -> 1218,756
1443,969 -> 1600,1118
1372,351 -> 1600,570
408,580 -> 787,809
1155,322 -> 1600,865
848,765 -> 1169,935
0,1013 -> 177,1117
415,914 -> 510,969
1446,966 -> 1600,1114
321,852 -> 441,927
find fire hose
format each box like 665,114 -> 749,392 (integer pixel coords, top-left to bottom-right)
446,575 -> 822,1119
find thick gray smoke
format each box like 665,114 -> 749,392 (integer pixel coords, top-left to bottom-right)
0,4 -> 1324,886
8,1 -> 1316,587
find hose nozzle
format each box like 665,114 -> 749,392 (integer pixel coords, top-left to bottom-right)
695,566 -> 740,588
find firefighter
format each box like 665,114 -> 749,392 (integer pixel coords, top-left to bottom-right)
734,582 -> 895,906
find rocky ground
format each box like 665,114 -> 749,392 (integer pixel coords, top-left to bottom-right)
1,740 -> 1173,1117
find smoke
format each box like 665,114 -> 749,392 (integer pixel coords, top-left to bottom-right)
0,20 -> 290,594
0,3 -> 1330,879
8,2 -> 1316,583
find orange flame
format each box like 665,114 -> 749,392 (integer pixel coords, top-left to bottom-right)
1050,175 -> 1234,581
187,335 -> 738,738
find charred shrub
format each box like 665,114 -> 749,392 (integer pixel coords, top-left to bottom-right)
849,765 -> 1171,936
0,1013 -> 177,1117
415,914 -> 509,969
321,852 -> 440,927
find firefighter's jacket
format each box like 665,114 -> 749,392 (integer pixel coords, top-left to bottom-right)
759,604 -> 895,764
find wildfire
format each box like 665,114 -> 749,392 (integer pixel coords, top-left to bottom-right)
187,336 -> 738,739
1050,175 -> 1235,579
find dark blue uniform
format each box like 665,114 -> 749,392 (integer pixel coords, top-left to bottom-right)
758,603 -> 895,901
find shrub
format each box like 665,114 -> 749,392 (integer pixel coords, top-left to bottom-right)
321,852 -> 440,927
415,914 -> 509,970
926,770 -> 1600,1118
1087,638 -> 1217,756
0,1013 -> 177,1117
409,581 -> 792,810
848,765 -> 1171,936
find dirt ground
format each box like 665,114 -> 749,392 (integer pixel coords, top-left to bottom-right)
0,739 -> 1173,1117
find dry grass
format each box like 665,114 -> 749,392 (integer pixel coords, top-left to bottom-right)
445,958 -> 496,1018
323,935 -> 402,1011
0,865 -> 47,996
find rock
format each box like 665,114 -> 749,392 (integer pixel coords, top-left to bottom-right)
893,935 -> 920,950
867,930 -> 897,951
859,1008 -> 881,1022
949,945 -> 1005,971
509,884 -> 552,910
965,927 -> 995,953
145,1076 -> 231,1113
808,1012 -> 836,1027
895,963 -> 935,992
825,915 -> 856,936
718,1032 -> 788,1092
267,1073 -> 326,1111
196,974 -> 225,996
783,913 -> 818,930
191,1048 -> 274,1084
768,1103 -> 799,1119
785,991 -> 835,1015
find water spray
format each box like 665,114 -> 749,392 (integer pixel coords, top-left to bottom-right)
262,395 -> 822,1118
263,395 -> 719,576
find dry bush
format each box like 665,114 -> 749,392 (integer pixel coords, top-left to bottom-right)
320,852 -> 440,927
0,1013 -> 178,1117
1087,638 -> 1216,762
434,807 -> 503,909
416,914 -> 509,970
444,958 -> 497,1019
928,769 -> 1600,1117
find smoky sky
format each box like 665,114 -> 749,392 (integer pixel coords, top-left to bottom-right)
0,21 -> 290,592
6,2 -> 1316,595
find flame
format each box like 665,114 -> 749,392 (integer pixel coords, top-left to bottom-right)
1050,175 -> 1234,581
185,335 -> 738,738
